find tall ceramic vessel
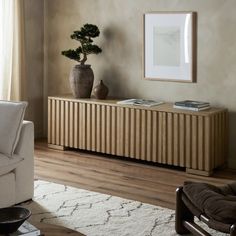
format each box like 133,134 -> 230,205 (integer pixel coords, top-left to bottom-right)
69,65 -> 94,98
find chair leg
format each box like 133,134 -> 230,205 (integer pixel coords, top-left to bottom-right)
175,187 -> 194,234
230,224 -> 236,236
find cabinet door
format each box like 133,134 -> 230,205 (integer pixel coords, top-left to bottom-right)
78,103 -> 119,155
116,107 -> 160,162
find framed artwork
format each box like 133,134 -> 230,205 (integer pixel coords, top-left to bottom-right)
143,12 -> 196,82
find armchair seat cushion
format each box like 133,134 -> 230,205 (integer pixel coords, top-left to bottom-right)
0,154 -> 23,176
183,181 -> 236,224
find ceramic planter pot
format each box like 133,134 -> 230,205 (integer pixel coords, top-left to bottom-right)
69,65 -> 94,98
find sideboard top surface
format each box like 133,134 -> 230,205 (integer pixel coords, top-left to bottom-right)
48,95 -> 227,116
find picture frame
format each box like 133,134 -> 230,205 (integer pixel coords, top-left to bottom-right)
143,12 -> 196,82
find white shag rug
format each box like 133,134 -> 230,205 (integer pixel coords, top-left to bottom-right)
22,180 -> 228,236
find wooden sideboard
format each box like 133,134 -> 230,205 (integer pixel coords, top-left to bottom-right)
48,96 -> 228,176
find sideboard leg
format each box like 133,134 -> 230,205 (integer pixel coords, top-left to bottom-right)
186,168 -> 212,177
48,144 -> 67,151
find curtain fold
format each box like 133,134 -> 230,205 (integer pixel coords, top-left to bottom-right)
0,0 -> 14,100
0,0 -> 26,101
11,0 -> 26,101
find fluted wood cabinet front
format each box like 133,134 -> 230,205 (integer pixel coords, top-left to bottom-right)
48,96 -> 228,176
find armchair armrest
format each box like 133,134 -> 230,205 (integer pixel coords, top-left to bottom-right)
14,121 -> 34,158
14,120 -> 34,203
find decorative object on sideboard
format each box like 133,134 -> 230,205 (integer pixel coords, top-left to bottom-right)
62,24 -> 102,98
117,98 -> 163,107
173,100 -> 211,111
69,64 -> 94,98
93,80 -> 109,99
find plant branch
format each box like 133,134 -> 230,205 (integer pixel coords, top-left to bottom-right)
61,24 -> 102,64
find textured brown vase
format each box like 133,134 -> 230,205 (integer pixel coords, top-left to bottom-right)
69,65 -> 94,98
93,80 -> 109,99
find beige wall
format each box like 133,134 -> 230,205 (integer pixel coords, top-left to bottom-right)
24,0 -> 44,137
44,0 -> 236,168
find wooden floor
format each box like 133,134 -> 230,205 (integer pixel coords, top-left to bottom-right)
35,140 -> 236,210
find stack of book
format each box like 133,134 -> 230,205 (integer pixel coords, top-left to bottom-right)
173,100 -> 210,111
10,221 -> 41,236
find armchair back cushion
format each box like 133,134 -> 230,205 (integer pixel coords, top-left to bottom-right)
0,101 -> 27,157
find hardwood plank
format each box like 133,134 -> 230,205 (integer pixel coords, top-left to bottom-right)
111,106 -> 116,155
96,104 -> 101,152
35,140 -> 236,210
162,112 -> 167,164
56,100 -> 60,145
51,99 -> 56,144
91,104 -> 96,151
106,105 -> 111,154
124,108 -> 130,157
81,103 -> 86,150
60,100 -> 65,146
185,115 -> 191,168
204,117 -> 211,171
135,109 -> 141,159
198,116 -> 204,171
69,101 -> 74,147
141,110 -> 146,160
158,112 -> 162,163
191,116 -> 198,170
179,114 -> 185,167
118,107 -> 125,156
65,101 -> 69,147
211,115 -> 216,168
47,99 -> 51,144
167,113 -> 173,165
223,112 -> 228,166
146,110 -> 152,161
130,108 -> 135,158
101,105 -> 106,153
31,222 -> 84,236
173,113 -> 179,166
86,103 -> 92,150
152,111 -> 157,162
74,102 -> 78,148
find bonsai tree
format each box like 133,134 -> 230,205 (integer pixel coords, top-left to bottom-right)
62,23 -> 102,65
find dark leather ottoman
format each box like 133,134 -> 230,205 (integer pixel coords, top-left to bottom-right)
175,182 -> 236,236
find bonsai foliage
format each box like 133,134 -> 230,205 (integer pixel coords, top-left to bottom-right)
62,24 -> 102,65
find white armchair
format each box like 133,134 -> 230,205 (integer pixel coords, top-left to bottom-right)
0,101 -> 34,208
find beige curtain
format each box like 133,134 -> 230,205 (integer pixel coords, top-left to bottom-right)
0,0 -> 14,99
0,0 -> 26,101
11,0 -> 26,101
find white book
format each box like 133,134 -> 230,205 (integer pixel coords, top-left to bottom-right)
10,221 -> 41,236
117,99 -> 138,105
117,99 -> 163,107
173,105 -> 211,111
